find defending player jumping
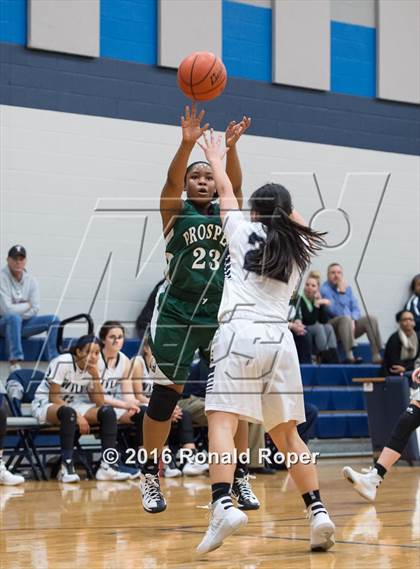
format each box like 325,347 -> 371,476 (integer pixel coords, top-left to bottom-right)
196,130 -> 336,554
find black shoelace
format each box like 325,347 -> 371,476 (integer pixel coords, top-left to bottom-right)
145,474 -> 163,501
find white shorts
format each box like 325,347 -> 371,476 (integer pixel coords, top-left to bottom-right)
31,399 -> 128,424
32,399 -> 96,424
205,318 -> 306,432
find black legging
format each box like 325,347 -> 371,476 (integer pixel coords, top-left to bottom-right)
168,408 -> 195,447
298,403 -> 319,444
0,407 -> 6,450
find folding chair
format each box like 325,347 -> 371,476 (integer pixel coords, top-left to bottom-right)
4,369 -> 48,480
5,369 -> 97,480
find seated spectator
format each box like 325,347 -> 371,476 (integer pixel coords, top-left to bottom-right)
31,335 -> 130,483
98,321 -> 147,478
0,246 -> 60,371
0,407 -> 25,485
321,263 -> 382,364
294,272 -> 340,363
381,311 -> 420,376
288,319 -> 312,364
129,342 -> 208,477
405,274 -> 420,332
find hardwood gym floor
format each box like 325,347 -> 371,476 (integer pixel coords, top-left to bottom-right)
1,458 -> 419,569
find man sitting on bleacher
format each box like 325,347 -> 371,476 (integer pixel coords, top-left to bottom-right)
0,245 -> 60,372
321,263 -> 382,364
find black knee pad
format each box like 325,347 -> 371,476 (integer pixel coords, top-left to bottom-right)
97,405 -> 117,424
57,405 -> 77,424
146,384 -> 181,422
387,404 -> 420,454
0,406 -> 6,436
0,407 -> 6,448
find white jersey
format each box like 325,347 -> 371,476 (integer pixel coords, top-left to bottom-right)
219,210 -> 300,323
33,353 -> 93,405
98,351 -> 129,396
132,355 -> 153,397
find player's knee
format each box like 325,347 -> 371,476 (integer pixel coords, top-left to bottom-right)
97,405 -> 117,424
57,405 -> 76,425
387,405 -> 420,454
146,384 -> 181,422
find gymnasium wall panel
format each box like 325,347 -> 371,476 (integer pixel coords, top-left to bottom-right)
331,0 -> 376,28
331,21 -> 376,97
229,0 -> 271,7
223,0 -> 271,81
27,0 -> 99,57
100,0 -> 157,64
1,104 -> 418,338
272,0 -> 330,91
0,0 -> 26,44
378,0 -> 420,104
158,0 -> 222,68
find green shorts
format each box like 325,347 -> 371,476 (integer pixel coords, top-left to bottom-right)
150,292 -> 219,385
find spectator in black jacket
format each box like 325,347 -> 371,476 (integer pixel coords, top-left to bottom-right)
405,274 -> 420,332
381,310 -> 420,376
294,272 -> 340,363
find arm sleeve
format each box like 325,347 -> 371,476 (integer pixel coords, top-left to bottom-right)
349,287 -> 361,320
24,277 -> 40,318
0,274 -> 30,315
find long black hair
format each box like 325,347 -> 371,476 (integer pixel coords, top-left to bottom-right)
70,334 -> 101,355
244,184 -> 326,283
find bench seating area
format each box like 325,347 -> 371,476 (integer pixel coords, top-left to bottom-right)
1,339 -> 379,445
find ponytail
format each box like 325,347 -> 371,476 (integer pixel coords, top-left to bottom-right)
245,184 -> 326,283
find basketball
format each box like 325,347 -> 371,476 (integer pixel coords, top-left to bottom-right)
177,51 -> 227,101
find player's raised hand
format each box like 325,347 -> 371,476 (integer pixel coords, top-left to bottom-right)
181,103 -> 209,144
198,129 -> 228,163
225,116 -> 251,148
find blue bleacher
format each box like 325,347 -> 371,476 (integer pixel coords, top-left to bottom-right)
1,338 -> 376,440
301,363 -> 379,386
316,413 -> 369,438
304,387 -> 365,411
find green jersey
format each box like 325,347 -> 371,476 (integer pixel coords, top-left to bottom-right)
164,199 -> 226,304
151,200 -> 227,382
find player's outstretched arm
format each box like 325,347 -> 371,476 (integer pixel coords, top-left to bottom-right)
198,130 -> 237,223
160,103 -> 209,235
225,116 -> 251,210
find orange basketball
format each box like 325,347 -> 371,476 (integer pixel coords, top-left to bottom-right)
177,52 -> 227,101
